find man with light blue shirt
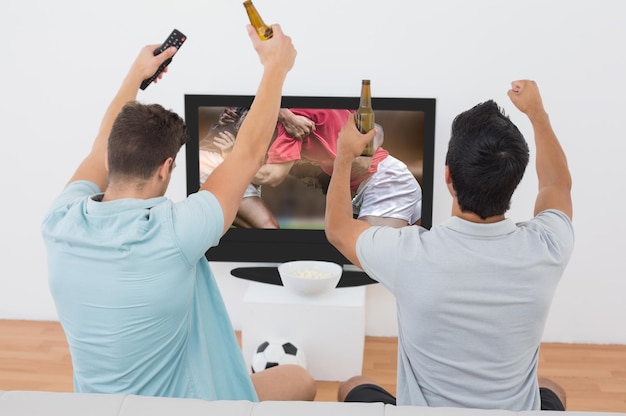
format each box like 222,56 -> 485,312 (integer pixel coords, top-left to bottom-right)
325,80 -> 572,411
41,24 -> 316,402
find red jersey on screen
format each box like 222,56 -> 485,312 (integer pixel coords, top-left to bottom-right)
266,109 -> 389,192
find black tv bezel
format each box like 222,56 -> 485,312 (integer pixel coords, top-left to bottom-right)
184,94 -> 436,265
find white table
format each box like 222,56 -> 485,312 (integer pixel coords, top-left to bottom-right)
241,281 -> 366,381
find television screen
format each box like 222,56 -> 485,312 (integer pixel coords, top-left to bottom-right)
185,94 -> 436,283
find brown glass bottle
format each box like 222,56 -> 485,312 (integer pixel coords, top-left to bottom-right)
243,0 -> 273,40
355,79 -> 375,156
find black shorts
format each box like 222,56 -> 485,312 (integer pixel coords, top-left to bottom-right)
344,384 -> 565,411
343,384 -> 396,405
540,387 -> 565,411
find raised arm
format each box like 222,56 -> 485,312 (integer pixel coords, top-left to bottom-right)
68,45 -> 178,190
324,114 -> 377,268
200,24 -> 296,234
507,80 -> 572,219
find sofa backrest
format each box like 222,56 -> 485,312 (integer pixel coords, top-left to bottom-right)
1,390 -> 625,416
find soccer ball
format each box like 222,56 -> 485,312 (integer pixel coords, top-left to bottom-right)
251,338 -> 307,373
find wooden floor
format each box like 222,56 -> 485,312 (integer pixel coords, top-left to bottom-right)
1,320 -> 625,412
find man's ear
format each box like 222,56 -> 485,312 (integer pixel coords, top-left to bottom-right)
445,165 -> 455,197
157,157 -> 174,180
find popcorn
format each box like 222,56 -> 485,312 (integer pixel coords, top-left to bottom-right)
293,269 -> 334,280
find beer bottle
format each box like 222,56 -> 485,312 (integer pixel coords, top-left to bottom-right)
243,0 -> 273,40
355,79 -> 375,156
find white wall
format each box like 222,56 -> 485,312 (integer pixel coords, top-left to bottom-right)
1,0 -> 624,344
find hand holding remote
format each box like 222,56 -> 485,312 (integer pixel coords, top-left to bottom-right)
140,29 -> 187,90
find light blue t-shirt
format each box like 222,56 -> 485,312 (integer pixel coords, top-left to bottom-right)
356,210 -> 574,410
41,180 -> 258,401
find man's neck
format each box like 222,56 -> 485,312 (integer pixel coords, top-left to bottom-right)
102,180 -> 162,202
455,211 -> 506,224
451,202 -> 505,224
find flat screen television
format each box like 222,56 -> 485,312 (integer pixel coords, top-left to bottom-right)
185,94 -> 436,285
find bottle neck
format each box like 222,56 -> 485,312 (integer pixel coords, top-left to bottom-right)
244,2 -> 272,40
359,83 -> 372,108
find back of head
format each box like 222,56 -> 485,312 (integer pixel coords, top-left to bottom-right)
108,102 -> 188,181
445,100 -> 529,219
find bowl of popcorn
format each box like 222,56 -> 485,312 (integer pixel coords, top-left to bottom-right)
278,260 -> 343,296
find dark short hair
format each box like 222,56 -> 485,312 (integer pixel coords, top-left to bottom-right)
108,102 -> 187,180
445,100 -> 529,219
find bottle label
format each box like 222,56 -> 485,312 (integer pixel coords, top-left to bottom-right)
355,112 -> 375,156
355,112 -> 375,133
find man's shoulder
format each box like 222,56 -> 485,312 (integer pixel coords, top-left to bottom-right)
44,181 -> 100,217
523,209 -> 575,256
63,180 -> 101,196
183,189 -> 218,205
528,209 -> 573,231
173,190 -> 223,226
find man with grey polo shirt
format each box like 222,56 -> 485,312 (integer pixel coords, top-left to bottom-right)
325,80 -> 572,411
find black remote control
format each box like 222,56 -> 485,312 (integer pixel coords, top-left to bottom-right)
140,29 -> 187,90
